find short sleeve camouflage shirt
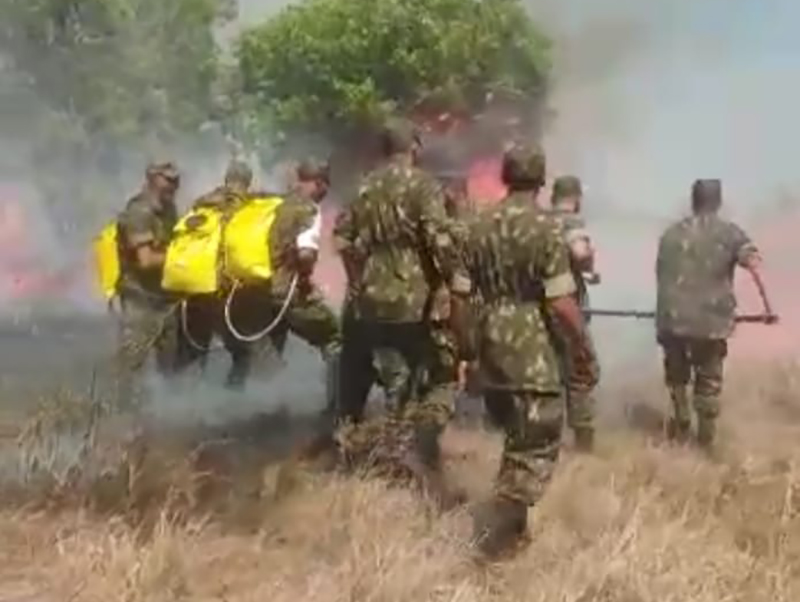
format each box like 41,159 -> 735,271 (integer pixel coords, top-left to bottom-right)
656,214 -> 759,339
116,191 -> 177,299
464,193 -> 576,392
333,157 -> 470,323
550,208 -> 591,309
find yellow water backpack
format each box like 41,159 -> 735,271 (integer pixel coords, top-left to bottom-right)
159,195 -> 285,295
161,206 -> 224,295
222,195 -> 284,284
92,222 -> 121,301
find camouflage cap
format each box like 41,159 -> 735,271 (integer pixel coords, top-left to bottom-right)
145,161 -> 179,182
552,175 -> 583,200
501,143 -> 546,187
296,157 -> 331,183
379,117 -> 422,154
224,159 -> 253,185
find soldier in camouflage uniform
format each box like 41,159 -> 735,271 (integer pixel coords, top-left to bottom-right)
333,118 -> 471,494
549,175 -> 600,451
656,179 -> 773,449
463,145 -> 598,557
223,159 -> 342,398
177,160 -> 257,376
115,161 -> 181,406
265,159 -> 342,407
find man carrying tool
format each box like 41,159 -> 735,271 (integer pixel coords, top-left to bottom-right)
463,145 -> 598,557
548,175 -> 600,451
115,161 -> 181,407
656,178 -> 776,450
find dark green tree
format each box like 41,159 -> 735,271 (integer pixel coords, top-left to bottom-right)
0,0 -> 229,147
0,0 -> 234,234
236,0 -> 552,150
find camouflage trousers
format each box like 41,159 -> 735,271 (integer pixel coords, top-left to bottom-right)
180,282 -> 342,391
484,389 -> 564,506
659,334 -> 727,424
115,294 -> 181,408
337,319 -> 451,427
419,320 -> 460,418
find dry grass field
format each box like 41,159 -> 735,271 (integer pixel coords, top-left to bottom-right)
1,358 -> 800,602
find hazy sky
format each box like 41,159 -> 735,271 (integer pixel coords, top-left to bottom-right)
518,0 -> 800,367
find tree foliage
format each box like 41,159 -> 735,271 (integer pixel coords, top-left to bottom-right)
0,0 -> 230,149
236,0 -> 552,143
0,0 -> 553,175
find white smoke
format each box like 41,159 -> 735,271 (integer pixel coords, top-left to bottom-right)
524,0 -> 800,370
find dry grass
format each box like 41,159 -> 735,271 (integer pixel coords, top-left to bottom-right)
2,359 -> 800,601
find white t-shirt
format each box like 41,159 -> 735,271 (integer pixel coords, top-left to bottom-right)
296,208 -> 322,251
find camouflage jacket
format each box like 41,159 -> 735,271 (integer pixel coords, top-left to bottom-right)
116,191 -> 177,302
549,208 -> 591,310
427,207 -> 475,322
656,214 -> 759,339
333,157 -> 470,323
192,185 -> 248,215
464,193 -> 576,392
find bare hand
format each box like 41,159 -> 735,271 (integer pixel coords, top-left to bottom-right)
584,272 -> 601,285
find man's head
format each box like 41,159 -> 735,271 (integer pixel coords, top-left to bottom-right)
552,175 -> 583,213
224,160 -> 253,195
295,158 -> 331,203
691,179 -> 722,214
145,161 -> 180,205
501,143 -> 546,193
378,117 -> 422,162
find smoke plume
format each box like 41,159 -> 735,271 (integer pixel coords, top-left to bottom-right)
1,0 -> 799,421
526,0 -> 800,369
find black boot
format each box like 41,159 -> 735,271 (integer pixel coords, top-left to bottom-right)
472,497 -> 529,559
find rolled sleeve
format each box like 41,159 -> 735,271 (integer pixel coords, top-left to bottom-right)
119,205 -> 155,248
538,221 -> 578,299
544,271 -> 577,298
564,226 -> 590,246
736,241 -> 760,267
730,224 -> 760,267
449,271 -> 472,296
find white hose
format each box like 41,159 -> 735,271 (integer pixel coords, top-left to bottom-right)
223,274 -> 298,343
180,299 -> 224,353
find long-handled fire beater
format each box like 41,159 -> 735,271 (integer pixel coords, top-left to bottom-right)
584,309 -> 779,324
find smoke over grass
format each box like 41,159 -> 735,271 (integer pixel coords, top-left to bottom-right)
1,0 -> 798,419
526,0 -> 800,370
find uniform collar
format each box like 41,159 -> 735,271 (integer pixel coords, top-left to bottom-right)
503,191 -> 541,210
